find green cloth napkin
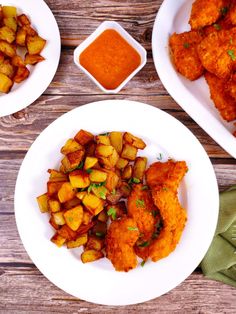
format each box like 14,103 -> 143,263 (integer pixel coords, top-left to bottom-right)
200,185 -> 236,288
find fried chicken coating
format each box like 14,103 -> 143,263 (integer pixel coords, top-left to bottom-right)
226,73 -> 236,100
127,184 -> 156,241
197,28 -> 236,79
205,71 -> 236,121
229,0 -> 236,25
169,31 -> 204,81
106,217 -> 139,272
189,0 -> 229,30
146,160 -> 188,191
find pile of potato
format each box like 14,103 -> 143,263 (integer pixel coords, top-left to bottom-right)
0,5 -> 46,93
37,130 -> 147,263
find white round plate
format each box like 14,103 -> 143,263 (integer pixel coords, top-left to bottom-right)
152,0 -> 236,158
0,0 -> 61,117
15,100 -> 219,306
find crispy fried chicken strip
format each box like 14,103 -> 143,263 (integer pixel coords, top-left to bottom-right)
106,217 -> 139,272
189,0 -> 229,30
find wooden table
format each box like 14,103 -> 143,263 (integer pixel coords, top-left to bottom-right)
0,0 -> 236,313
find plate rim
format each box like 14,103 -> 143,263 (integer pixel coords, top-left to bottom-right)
152,0 -> 236,159
0,0 -> 61,117
14,99 -> 219,305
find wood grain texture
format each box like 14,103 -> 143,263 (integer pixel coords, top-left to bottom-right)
0,0 -> 236,312
0,267 -> 235,314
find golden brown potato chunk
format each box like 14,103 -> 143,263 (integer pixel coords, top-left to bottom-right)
26,35 -> 46,55
189,0 -> 229,30
205,71 -> 236,121
0,72 -> 13,93
169,31 -> 204,81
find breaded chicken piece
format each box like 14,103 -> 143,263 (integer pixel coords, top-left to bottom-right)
197,28 -> 236,79
145,160 -> 188,192
127,184 -> 156,241
106,217 -> 139,272
229,0 -> 236,25
226,73 -> 236,100
148,186 -> 187,262
205,71 -> 236,121
202,12 -> 233,37
189,0 -> 229,30
169,31 -> 204,81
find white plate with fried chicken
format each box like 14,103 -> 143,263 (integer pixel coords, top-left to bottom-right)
152,0 -> 236,158
14,100 -> 218,305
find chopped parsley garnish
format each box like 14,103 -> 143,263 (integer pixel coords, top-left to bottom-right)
221,7 -> 228,16
99,132 -> 110,136
183,42 -> 190,49
136,199 -> 145,208
157,153 -> 163,160
127,226 -> 139,231
99,191 -> 106,200
141,260 -> 146,267
213,23 -> 221,31
228,50 -> 236,61
95,232 -> 104,238
86,168 -> 93,174
111,189 -> 116,195
88,185 -> 93,193
88,182 -> 106,193
138,241 -> 150,247
107,207 -> 116,220
129,177 -> 140,184
162,187 -> 169,191
141,185 -> 149,190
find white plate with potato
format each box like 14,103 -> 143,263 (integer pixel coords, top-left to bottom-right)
0,0 -> 60,117
14,100 -> 219,305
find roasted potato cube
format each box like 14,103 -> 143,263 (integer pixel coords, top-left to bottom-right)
121,144 -> 137,161
123,132 -> 146,149
91,185 -> 108,200
105,170 -> 120,191
69,170 -> 90,188
0,40 -> 16,57
63,197 -> 81,210
95,144 -> 114,157
3,17 -> 17,32
17,14 -> 30,26
122,165 -> 132,180
109,131 -> 123,153
99,148 -> 119,169
47,181 -> 66,196
66,234 -> 88,249
66,150 -> 85,169
116,157 -> 129,169
92,221 -> 107,237
48,199 -> 61,213
58,182 -> 76,203
96,135 -> 111,145
85,236 -> 104,251
64,205 -> 83,231
0,26 -> 15,43
11,55 -> 25,67
52,211 -> 66,226
16,28 -> 27,46
57,224 -> 77,241
26,35 -> 46,54
0,60 -> 15,78
84,156 -> 98,170
85,141 -> 96,156
13,66 -> 30,83
60,138 -> 83,155
89,169 -> 107,182
51,233 -> 66,247
24,53 -> 45,65
0,73 -> 13,93
74,129 -> 94,145
2,6 -> 17,18
77,222 -> 95,235
97,210 -> 108,222
82,193 -> 104,215
133,157 -> 147,181
48,169 -> 68,182
82,210 -> 93,225
23,25 -> 37,36
0,52 -> 4,64
36,193 -> 49,213
49,216 -> 60,230
76,191 -> 87,200
81,249 -> 104,263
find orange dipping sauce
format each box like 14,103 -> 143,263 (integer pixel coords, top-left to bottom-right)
79,29 -> 141,90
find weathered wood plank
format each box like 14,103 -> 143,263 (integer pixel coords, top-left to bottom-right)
0,95 -> 232,158
0,266 -> 235,313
